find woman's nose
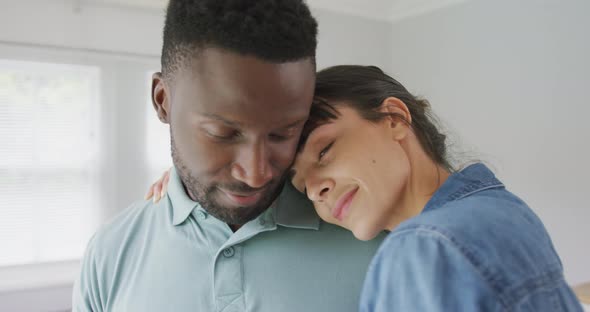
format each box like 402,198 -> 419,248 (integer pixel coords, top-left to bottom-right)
306,177 -> 334,202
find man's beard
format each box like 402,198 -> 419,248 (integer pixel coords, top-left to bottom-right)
171,135 -> 285,225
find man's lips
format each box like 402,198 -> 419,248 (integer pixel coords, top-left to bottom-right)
331,187 -> 359,221
221,189 -> 264,206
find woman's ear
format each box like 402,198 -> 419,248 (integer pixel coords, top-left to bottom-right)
152,72 -> 171,124
379,97 -> 411,141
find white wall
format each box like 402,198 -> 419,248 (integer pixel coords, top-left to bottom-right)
0,1 -> 393,311
0,0 -> 164,57
0,285 -> 72,312
314,9 -> 393,71
387,0 -> 590,286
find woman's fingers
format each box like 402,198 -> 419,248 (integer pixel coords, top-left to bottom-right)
146,168 -> 172,203
161,171 -> 170,199
153,181 -> 162,203
145,183 -> 155,200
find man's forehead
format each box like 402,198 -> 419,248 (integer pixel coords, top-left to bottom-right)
188,48 -> 314,77
176,52 -> 312,101
175,69 -> 311,107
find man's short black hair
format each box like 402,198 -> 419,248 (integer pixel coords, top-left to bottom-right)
161,0 -> 318,77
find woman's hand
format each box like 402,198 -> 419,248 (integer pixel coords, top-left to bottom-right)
145,168 -> 171,203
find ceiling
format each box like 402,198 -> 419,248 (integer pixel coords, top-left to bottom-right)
82,0 -> 470,22
308,0 -> 469,21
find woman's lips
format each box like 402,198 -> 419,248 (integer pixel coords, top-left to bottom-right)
331,187 -> 359,221
222,189 -> 263,206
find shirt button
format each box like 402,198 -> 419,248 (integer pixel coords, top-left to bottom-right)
196,210 -> 207,220
259,218 -> 266,226
222,247 -> 235,258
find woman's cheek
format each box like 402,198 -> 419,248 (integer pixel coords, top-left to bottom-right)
314,204 -> 337,224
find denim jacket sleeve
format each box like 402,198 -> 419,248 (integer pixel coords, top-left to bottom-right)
359,228 -> 504,312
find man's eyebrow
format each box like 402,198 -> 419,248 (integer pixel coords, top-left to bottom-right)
201,113 -> 242,127
282,118 -> 308,129
201,114 -> 307,130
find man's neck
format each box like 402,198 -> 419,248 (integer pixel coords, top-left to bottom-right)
229,224 -> 242,232
183,183 -> 245,232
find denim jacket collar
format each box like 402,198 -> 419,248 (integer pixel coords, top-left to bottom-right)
422,163 -> 504,214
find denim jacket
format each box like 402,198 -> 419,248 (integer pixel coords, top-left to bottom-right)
360,163 -> 582,311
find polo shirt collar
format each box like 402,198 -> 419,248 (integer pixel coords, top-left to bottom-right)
168,167 -> 199,226
422,163 -> 504,214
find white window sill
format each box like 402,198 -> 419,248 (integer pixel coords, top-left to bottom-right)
0,260 -> 80,293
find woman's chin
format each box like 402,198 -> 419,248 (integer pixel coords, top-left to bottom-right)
326,217 -> 381,241
351,226 -> 381,241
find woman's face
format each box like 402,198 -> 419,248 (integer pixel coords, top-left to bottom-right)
291,104 -> 412,240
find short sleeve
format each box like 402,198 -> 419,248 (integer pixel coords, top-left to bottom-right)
72,235 -> 103,312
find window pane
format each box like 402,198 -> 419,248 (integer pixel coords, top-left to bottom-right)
0,60 -> 100,266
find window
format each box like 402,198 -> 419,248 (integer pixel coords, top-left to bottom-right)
0,46 -> 160,291
0,60 -> 100,267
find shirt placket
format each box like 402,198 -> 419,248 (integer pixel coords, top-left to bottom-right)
214,244 -> 244,312
211,211 -> 276,312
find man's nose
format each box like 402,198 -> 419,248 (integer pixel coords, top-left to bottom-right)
230,141 -> 274,188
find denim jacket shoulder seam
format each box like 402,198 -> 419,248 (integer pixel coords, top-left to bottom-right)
502,268 -> 566,309
389,226 -> 510,310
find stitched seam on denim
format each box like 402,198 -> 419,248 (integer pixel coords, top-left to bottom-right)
447,181 -> 504,202
502,269 -> 565,309
387,226 -> 510,310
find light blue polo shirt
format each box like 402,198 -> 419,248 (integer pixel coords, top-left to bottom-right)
73,167 -> 384,312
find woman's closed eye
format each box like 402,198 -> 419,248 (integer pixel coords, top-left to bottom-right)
319,141 -> 334,161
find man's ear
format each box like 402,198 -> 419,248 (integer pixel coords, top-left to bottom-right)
379,97 -> 411,141
152,72 -> 171,124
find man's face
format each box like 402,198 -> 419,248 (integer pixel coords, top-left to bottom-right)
152,48 -> 315,225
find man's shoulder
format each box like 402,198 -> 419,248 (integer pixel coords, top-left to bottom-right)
74,199 -> 172,309
86,199 -> 170,262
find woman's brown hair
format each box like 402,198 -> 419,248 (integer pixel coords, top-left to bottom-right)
299,65 -> 452,171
